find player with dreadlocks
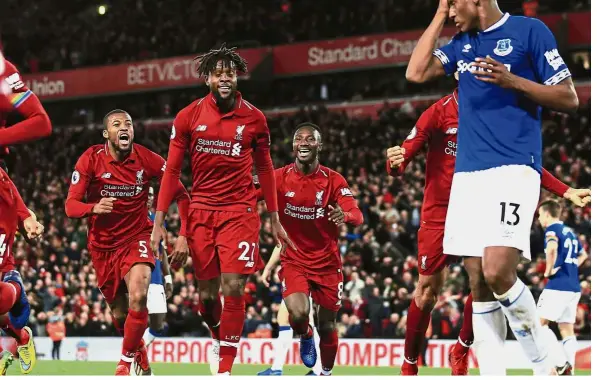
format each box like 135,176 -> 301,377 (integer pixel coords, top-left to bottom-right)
154,44 -> 294,375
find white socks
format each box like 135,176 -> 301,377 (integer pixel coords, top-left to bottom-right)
541,325 -> 568,368
271,326 -> 293,371
472,301 -> 507,375
494,278 -> 552,375
312,324 -> 322,375
562,335 -> 578,369
142,328 -> 156,347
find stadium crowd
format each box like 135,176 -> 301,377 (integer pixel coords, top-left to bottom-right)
5,96 -> 591,342
0,0 -> 591,73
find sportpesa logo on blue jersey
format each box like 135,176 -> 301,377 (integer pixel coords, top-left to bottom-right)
433,13 -> 571,174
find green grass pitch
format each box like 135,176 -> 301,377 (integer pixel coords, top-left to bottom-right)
3,361 -> 591,376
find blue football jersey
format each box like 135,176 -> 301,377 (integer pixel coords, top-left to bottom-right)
544,222 -> 582,292
149,210 -> 164,285
433,13 -> 571,174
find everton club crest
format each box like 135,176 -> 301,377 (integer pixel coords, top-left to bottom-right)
493,39 -> 513,57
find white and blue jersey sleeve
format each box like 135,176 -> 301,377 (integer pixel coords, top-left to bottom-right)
433,34 -> 463,76
527,19 -> 571,86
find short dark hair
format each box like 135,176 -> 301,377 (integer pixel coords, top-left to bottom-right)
103,109 -> 131,129
195,43 -> 248,77
539,199 -> 561,218
294,122 -> 322,143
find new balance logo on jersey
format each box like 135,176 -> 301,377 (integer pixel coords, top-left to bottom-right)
544,49 -> 565,71
196,125 -> 207,132
161,163 -> 166,172
462,44 -> 471,53
170,126 -> 176,140
285,191 -> 295,198
235,125 -> 245,141
493,39 -> 513,56
101,172 -> 112,179
5,73 -> 24,91
445,128 -> 458,135
340,188 -> 353,197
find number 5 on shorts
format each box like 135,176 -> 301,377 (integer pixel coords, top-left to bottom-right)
139,240 -> 149,258
238,241 -> 256,268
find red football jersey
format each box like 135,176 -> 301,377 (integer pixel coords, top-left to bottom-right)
66,143 -> 186,251
0,59 -> 51,154
388,91 -> 459,229
276,164 -> 363,274
0,167 -> 31,272
157,92 -> 278,214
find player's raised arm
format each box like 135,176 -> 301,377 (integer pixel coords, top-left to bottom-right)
65,150 -> 114,218
0,60 -> 52,145
386,104 -> 437,176
472,20 -> 578,113
405,0 -> 451,83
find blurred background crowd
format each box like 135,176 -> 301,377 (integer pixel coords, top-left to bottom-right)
0,0 -> 591,347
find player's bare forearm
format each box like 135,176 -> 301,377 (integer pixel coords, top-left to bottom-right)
406,10 -> 448,83
153,210 -> 167,227
512,77 -> 579,114
578,251 -> 588,267
161,248 -> 172,277
544,245 -> 557,277
265,244 -> 282,271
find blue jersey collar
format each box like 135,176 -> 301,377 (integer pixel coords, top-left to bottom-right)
483,12 -> 510,33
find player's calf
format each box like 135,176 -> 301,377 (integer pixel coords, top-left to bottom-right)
218,274 -> 249,375
316,308 -> 338,376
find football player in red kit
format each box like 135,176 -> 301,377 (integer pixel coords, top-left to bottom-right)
0,50 -> 52,170
259,123 -> 363,375
154,44 -> 294,375
65,109 -> 190,376
386,89 -> 590,375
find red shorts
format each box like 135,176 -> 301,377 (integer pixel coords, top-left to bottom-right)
89,231 -> 155,305
279,262 -> 344,312
417,226 -> 457,275
187,209 -> 264,281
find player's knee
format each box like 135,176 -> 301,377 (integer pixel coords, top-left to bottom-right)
318,321 -> 336,337
220,276 -> 246,297
199,289 -> 219,304
288,306 -> 310,325
415,278 -> 439,312
128,289 -> 148,311
482,265 -> 515,294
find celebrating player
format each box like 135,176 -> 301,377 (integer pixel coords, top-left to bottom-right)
65,109 -> 190,376
257,247 -> 322,376
134,186 -> 173,375
536,200 -> 588,374
386,87 -> 589,375
0,50 -> 52,170
0,167 -> 44,375
154,44 -> 293,375
406,0 -> 581,375
257,123 -> 363,375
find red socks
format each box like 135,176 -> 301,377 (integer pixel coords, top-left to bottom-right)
118,308 -> 148,368
111,315 -> 126,337
403,300 -> 431,364
199,297 -> 222,340
0,282 -> 19,314
320,329 -> 339,373
218,296 -> 245,374
454,295 -> 474,356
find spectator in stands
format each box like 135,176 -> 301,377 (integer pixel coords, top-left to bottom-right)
46,310 -> 66,360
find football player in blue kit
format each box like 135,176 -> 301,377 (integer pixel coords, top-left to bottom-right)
537,199 -> 588,374
406,0 -> 584,375
133,187 -> 173,375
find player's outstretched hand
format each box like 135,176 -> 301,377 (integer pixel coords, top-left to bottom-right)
386,146 -> 406,168
472,55 -> 516,89
271,213 -> 297,250
22,216 -> 44,242
150,224 -> 168,258
328,204 -> 346,226
92,197 -> 116,214
170,236 -> 189,268
564,188 -> 591,207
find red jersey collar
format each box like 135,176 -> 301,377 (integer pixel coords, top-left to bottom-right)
104,142 -> 138,164
207,91 -> 251,117
292,162 -> 323,178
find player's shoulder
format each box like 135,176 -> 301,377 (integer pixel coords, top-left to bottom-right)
320,165 -> 346,183
83,144 -> 107,158
239,95 -> 266,123
507,14 -> 550,35
278,164 -> 294,177
133,143 -> 162,159
174,97 -> 207,124
2,60 -> 21,77
545,222 -> 563,235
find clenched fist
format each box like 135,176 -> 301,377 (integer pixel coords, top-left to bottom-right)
386,146 -> 406,169
92,197 -> 116,214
